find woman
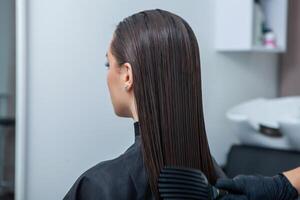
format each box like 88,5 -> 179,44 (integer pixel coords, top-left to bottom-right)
63,8 -> 226,200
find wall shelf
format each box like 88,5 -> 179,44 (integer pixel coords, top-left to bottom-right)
215,0 -> 288,53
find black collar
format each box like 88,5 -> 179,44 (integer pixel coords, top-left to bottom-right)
134,121 -> 140,137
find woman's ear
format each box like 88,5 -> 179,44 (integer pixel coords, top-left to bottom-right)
120,62 -> 133,91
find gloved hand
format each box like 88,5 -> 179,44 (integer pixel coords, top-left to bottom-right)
215,173 -> 299,200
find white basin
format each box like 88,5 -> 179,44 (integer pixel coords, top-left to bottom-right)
280,117 -> 300,151
226,96 -> 300,150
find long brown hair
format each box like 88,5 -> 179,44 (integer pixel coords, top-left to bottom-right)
110,9 -> 217,199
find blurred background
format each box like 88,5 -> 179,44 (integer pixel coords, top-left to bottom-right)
0,0 -> 300,199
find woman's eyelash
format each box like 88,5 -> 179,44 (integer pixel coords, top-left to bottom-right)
105,61 -> 109,68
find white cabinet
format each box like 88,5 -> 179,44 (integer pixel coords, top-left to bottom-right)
215,0 -> 288,52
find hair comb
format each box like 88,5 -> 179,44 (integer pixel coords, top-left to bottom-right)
158,166 -> 228,199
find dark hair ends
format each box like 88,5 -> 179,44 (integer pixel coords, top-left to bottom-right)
110,9 -> 217,199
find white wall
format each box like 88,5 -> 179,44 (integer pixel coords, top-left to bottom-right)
17,0 -> 278,199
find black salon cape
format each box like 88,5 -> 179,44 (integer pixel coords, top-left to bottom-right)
63,121 -> 226,200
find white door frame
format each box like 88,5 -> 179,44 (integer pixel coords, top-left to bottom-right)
15,0 -> 28,199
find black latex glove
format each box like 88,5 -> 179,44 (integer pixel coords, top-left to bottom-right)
215,173 -> 298,200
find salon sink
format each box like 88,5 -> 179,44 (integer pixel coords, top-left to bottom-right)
280,117 -> 300,151
226,96 -> 300,151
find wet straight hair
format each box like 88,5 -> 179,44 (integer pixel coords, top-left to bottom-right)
110,9 -> 217,199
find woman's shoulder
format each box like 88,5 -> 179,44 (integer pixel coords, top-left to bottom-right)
83,141 -> 139,177
63,142 -> 141,200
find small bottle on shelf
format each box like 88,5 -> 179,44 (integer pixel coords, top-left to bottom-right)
263,29 -> 277,49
